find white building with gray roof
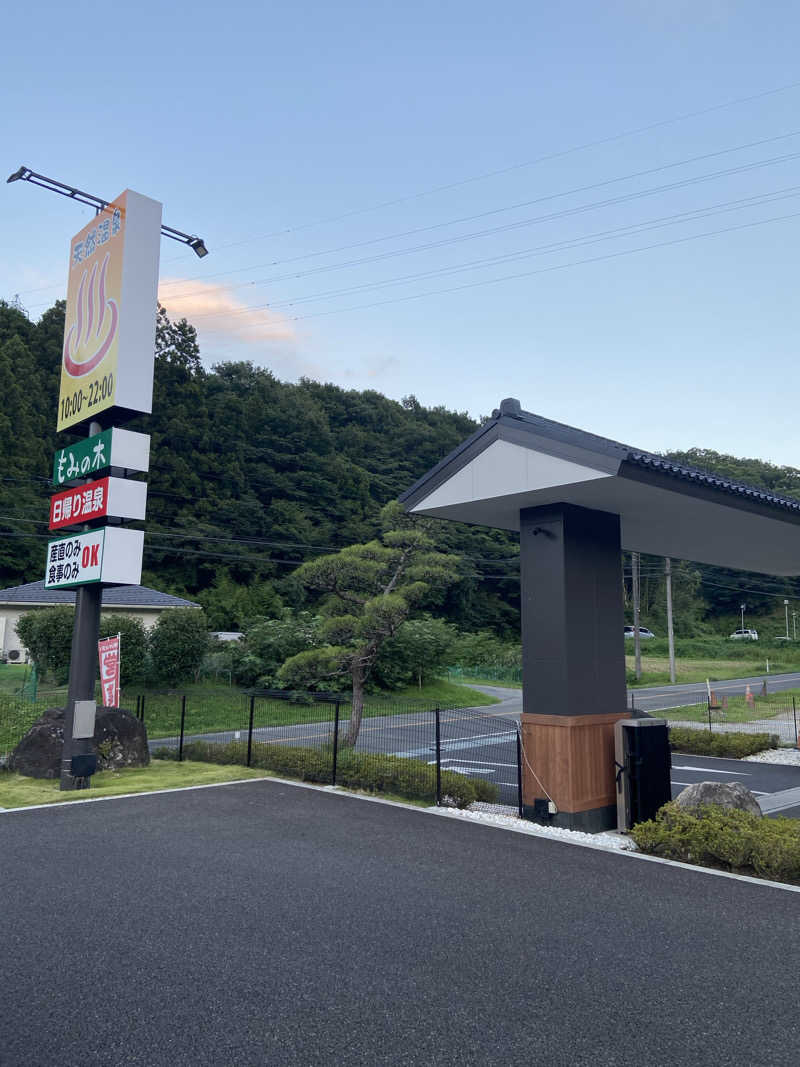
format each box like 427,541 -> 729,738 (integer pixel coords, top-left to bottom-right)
0,581 -> 199,662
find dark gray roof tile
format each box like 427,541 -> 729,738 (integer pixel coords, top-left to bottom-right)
401,400 -> 800,517
0,581 -> 199,608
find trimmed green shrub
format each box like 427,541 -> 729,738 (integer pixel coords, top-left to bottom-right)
668,727 -> 777,758
153,740 -> 498,808
631,802 -> 800,884
15,607 -> 75,684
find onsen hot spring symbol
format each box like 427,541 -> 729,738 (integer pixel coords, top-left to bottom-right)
62,252 -> 119,379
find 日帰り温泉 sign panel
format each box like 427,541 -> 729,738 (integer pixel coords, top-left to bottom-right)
48,476 -> 147,530
44,527 -> 144,590
52,428 -> 151,486
57,190 -> 162,433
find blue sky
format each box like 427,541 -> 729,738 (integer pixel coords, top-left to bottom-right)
4,1 -> 800,464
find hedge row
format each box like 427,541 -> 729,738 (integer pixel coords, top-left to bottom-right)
154,740 -> 498,809
668,727 -> 777,758
631,803 -> 800,884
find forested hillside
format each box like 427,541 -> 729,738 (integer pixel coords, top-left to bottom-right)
0,300 -> 520,632
2,297 -> 799,637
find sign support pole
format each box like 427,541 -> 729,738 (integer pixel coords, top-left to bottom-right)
60,420 -> 103,791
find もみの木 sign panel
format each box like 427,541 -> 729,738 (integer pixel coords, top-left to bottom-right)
52,427 -> 150,487
57,190 -> 162,433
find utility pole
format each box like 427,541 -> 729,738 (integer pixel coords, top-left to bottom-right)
740,602 -> 746,633
665,557 -> 676,685
785,599 -> 790,640
793,611 -> 798,641
632,551 -> 641,682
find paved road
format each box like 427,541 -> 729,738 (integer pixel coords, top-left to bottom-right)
461,673 -> 800,715
628,670 -> 800,712
1,780 -> 798,1065
667,752 -> 800,801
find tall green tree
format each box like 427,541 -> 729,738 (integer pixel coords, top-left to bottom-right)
149,608 -> 209,684
277,502 -> 461,744
373,616 -> 456,689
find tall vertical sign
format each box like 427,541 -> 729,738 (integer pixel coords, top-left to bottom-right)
48,188 -> 162,790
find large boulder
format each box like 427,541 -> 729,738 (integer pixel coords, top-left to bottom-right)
9,706 -> 149,779
673,780 -> 761,817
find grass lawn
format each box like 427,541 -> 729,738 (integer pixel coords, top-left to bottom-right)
0,758 -> 437,811
627,655 -> 800,686
124,679 -> 500,739
382,680 -> 500,708
0,663 -> 68,702
0,759 -> 275,809
453,659 -> 799,691
0,664 -> 30,697
453,674 -> 522,690
663,688 -> 800,722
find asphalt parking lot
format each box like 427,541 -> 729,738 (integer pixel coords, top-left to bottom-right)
2,779 -> 799,1066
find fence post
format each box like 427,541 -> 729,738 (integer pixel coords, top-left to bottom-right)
794,696 -> 798,749
435,705 -> 442,806
331,701 -> 340,787
140,694 -> 145,724
246,694 -> 255,767
516,726 -> 523,818
178,695 -> 186,762
707,700 -> 712,732
135,694 -> 140,719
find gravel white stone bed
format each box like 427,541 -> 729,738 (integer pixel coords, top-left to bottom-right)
744,747 -> 800,765
435,801 -> 637,850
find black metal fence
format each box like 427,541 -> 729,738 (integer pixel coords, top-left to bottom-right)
662,694 -> 799,745
132,689 -> 522,812
0,698 -> 51,763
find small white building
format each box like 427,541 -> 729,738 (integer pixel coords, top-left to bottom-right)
0,581 -> 200,662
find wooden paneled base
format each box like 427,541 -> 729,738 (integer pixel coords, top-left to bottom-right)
520,712 -> 630,832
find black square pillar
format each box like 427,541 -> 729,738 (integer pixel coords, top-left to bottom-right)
519,503 -> 628,830
520,503 -> 626,717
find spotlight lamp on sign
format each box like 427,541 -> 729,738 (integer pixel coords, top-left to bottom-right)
6,166 -> 209,257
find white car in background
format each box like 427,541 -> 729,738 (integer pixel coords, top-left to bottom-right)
730,628 -> 759,641
624,626 -> 655,639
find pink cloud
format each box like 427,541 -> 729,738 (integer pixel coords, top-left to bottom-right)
158,278 -> 295,344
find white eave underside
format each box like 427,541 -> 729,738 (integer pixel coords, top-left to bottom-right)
410,439 -> 800,576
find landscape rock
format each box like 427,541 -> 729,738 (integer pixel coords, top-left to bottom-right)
9,706 -> 149,779
673,780 -> 761,817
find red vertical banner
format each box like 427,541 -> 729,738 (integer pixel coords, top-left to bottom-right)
98,635 -> 121,708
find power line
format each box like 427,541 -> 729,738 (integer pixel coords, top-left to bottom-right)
214,204 -> 800,335
0,507 -> 521,567
162,153 -> 800,320
186,183 -> 800,319
18,80 -> 800,301
156,128 -> 800,299
159,78 -> 800,259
